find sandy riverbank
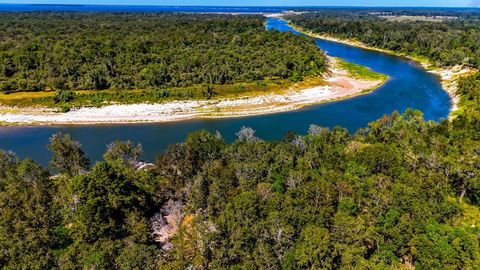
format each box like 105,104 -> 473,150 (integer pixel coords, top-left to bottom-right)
284,19 -> 476,117
0,58 -> 385,125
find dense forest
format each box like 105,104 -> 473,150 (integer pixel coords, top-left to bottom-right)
1,9 -> 480,270
1,70 -> 479,269
287,11 -> 480,68
0,13 -> 326,92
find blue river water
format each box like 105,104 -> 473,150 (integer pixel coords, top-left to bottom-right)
0,16 -> 450,165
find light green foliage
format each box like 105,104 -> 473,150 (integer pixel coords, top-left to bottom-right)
410,222 -> 480,269
337,59 -> 388,81
289,225 -> 335,269
104,140 -> 143,165
48,132 -> 90,175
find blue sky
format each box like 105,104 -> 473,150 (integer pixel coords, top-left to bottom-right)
0,0 -> 479,7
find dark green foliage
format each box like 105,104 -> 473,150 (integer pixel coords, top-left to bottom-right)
69,162 -> 144,241
202,85 -> 217,100
2,89 -> 480,268
2,74 -> 479,268
58,154 -> 160,268
0,155 -> 59,269
154,74 -> 480,269
0,13 -> 326,92
288,12 -> 480,68
53,90 -> 76,103
0,12 -> 480,269
155,107 -> 479,269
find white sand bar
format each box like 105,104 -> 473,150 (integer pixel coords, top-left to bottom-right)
0,61 -> 384,125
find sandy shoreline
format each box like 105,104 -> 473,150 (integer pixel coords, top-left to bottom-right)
0,17 -> 474,125
285,19 -> 476,117
0,60 -> 384,125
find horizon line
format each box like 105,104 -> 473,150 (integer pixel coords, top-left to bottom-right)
0,3 -> 479,8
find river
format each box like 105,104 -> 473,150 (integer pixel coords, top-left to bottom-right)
0,17 -> 450,165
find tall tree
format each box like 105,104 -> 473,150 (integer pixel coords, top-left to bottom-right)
48,132 -> 90,176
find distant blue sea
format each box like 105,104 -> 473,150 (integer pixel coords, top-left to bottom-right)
0,4 -> 292,13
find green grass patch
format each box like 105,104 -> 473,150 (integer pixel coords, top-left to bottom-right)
451,200 -> 480,234
336,59 -> 388,81
0,77 -> 315,109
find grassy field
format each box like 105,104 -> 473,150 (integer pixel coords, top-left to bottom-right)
336,58 -> 389,81
0,76 -> 327,109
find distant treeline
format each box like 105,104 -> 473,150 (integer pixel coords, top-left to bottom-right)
298,8 -> 480,19
288,12 -> 480,67
0,71 -> 479,269
0,13 -> 326,92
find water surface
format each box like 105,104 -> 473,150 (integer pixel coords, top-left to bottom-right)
0,17 -> 450,165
